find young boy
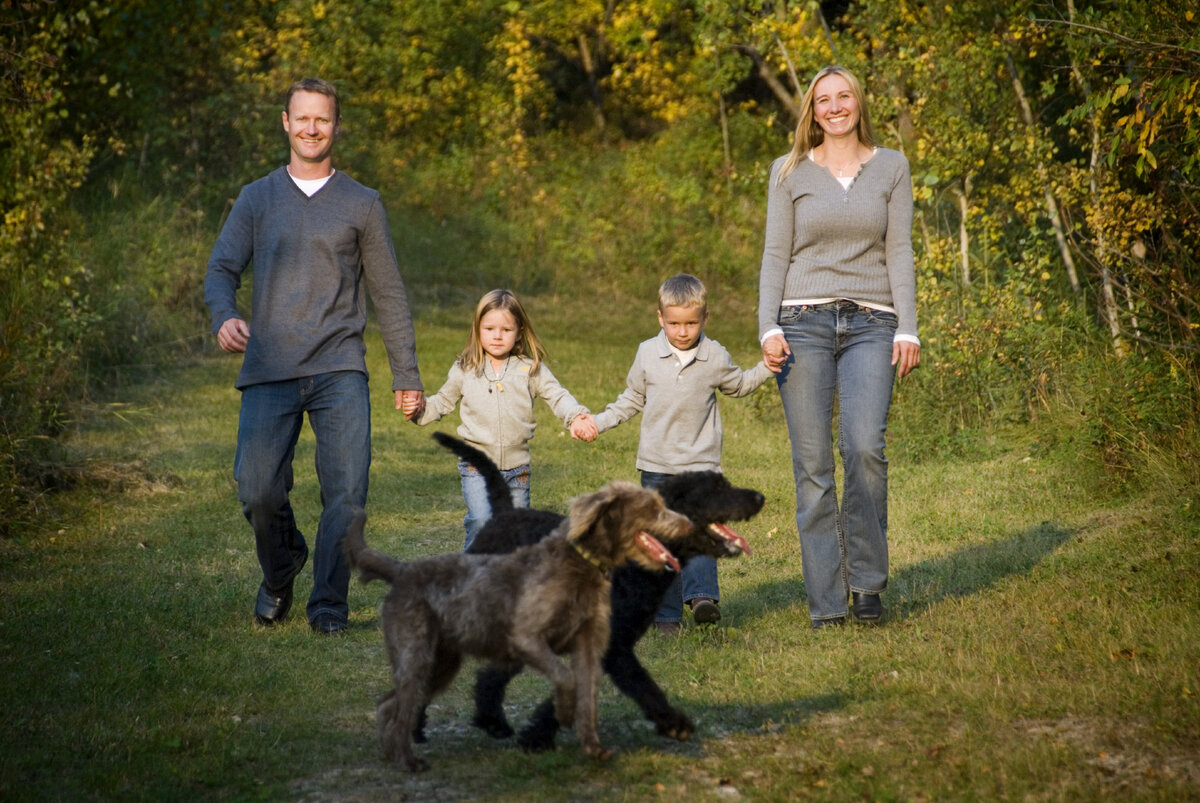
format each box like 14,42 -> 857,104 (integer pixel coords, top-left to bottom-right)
588,274 -> 772,634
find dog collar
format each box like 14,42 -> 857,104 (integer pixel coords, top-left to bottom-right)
570,540 -> 609,573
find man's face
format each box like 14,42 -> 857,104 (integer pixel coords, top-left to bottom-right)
658,304 -> 707,351
282,90 -> 338,167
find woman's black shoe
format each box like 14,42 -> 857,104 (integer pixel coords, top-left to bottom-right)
852,592 -> 882,623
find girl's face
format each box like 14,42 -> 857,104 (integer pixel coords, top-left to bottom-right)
812,73 -> 860,140
479,308 -> 520,362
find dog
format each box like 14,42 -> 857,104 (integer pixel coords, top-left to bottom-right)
343,484 -> 690,771
432,432 -> 763,752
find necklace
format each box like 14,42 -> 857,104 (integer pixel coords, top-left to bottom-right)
832,158 -> 860,177
487,357 -> 510,393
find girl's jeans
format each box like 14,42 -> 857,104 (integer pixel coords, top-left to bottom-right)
459,460 -> 530,551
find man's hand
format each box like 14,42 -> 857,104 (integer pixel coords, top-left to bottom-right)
397,389 -> 425,421
216,318 -> 250,353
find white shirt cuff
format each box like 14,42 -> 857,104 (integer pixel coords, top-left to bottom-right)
760,328 -> 783,344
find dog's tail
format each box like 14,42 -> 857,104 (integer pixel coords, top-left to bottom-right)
431,432 -> 515,515
343,507 -> 405,586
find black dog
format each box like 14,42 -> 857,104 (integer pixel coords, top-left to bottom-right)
432,432 -> 763,751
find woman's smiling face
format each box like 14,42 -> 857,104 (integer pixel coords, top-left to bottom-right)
812,73 -> 860,140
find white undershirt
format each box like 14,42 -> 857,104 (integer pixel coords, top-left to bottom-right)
668,342 -> 699,368
288,168 -> 335,197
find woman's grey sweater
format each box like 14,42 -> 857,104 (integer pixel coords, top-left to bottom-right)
758,148 -> 917,339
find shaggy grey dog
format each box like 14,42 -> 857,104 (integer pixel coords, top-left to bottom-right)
343,483 -> 690,771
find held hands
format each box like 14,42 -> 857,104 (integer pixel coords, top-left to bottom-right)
762,333 -> 790,373
216,317 -> 250,353
570,413 -> 599,442
396,390 -> 426,421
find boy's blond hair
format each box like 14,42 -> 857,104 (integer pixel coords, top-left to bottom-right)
657,274 -> 707,313
459,289 -> 547,373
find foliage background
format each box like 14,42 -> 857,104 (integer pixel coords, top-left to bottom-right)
2,0 -> 1198,522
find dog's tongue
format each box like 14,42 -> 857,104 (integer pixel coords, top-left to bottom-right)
709,522 -> 752,556
636,531 -> 681,572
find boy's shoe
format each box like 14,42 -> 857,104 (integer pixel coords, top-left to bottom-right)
689,598 -> 721,625
655,621 -> 681,636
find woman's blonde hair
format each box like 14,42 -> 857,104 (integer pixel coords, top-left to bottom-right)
777,65 -> 877,184
459,289 -> 546,373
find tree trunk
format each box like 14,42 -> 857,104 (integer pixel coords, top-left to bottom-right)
1066,0 -> 1125,355
577,34 -> 606,133
719,93 -> 733,194
733,44 -> 802,123
1006,54 -> 1082,296
951,177 -> 972,288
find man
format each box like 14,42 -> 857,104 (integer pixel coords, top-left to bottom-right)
204,78 -> 424,635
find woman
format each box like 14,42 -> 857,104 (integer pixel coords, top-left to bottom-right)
758,65 -> 920,628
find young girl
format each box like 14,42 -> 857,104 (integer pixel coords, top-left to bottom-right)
416,289 -> 598,549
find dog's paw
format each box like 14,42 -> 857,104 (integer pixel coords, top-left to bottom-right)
401,755 -> 430,773
584,743 -> 614,762
517,724 -> 558,753
383,740 -> 429,772
654,709 -> 695,741
471,712 -> 515,739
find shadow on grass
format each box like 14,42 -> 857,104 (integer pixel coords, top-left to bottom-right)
738,519 -> 1076,626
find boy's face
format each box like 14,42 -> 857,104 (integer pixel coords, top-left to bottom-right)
658,304 -> 707,351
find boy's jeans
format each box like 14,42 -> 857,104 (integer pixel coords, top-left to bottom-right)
643,471 -> 719,623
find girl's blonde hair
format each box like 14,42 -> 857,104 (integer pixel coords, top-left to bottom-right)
777,65 -> 877,184
459,289 -> 547,373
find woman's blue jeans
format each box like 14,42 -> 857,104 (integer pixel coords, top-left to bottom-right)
459,460 -> 530,551
643,471 -> 719,623
775,302 -> 896,622
234,371 -> 370,626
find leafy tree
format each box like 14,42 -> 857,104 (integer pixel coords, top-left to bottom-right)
1,0 -> 98,525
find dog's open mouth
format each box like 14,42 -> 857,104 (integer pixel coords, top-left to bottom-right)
708,522 -> 752,556
636,531 -> 682,572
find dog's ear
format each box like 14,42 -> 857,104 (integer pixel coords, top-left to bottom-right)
566,481 -> 640,541
566,485 -> 615,541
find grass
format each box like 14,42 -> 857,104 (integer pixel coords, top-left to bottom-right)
2,293 -> 1198,801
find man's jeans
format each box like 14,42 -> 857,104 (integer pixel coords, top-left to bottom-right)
643,471 -> 719,623
775,302 -> 896,622
234,371 -> 370,625
459,460 -> 530,552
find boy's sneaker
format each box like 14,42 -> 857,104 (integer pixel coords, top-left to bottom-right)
690,598 -> 721,625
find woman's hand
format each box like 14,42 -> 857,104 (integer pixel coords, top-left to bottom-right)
892,341 -> 921,379
762,333 -> 791,373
